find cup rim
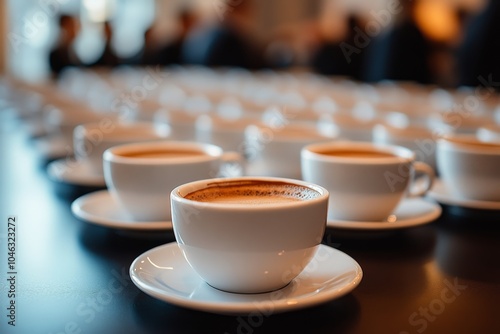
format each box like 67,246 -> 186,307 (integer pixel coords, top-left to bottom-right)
373,123 -> 437,140
244,123 -> 336,142
75,121 -> 170,140
103,141 -> 224,165
438,134 -> 500,154
477,123 -> 500,134
301,141 -> 415,164
171,176 -> 329,209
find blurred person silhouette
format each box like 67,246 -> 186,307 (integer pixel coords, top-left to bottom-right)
310,13 -> 367,80
457,0 -> 500,90
90,21 -> 120,68
363,0 -> 433,84
181,0 -> 263,69
141,8 -> 197,66
49,14 -> 82,78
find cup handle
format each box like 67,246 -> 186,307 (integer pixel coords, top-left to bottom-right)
218,151 -> 245,177
408,161 -> 435,197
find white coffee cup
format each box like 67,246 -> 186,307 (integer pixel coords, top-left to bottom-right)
477,124 -> 500,143
301,141 -> 435,221
244,123 -> 337,179
170,176 -> 329,293
103,141 -> 242,222
153,109 -> 198,141
74,121 -> 170,176
195,114 -> 256,152
436,135 -> 500,201
372,120 -> 451,171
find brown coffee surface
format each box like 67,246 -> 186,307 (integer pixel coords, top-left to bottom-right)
118,150 -> 206,159
319,150 -> 396,158
184,180 -> 320,204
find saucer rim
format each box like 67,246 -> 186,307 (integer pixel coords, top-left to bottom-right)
427,179 -> 500,210
326,197 -> 442,230
129,242 -> 363,315
47,158 -> 106,187
71,190 -> 173,230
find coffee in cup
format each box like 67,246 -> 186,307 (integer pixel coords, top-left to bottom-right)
437,135 -> 500,201
103,141 -> 243,222
170,177 -> 329,293
301,141 -> 435,221
74,121 -> 170,176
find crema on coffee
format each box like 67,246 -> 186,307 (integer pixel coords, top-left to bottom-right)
184,180 -> 320,204
317,150 -> 397,159
117,150 -> 206,159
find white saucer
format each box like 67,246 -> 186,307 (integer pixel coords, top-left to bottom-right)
130,242 -> 363,315
327,198 -> 442,230
47,158 -> 106,187
71,190 -> 172,230
427,179 -> 500,210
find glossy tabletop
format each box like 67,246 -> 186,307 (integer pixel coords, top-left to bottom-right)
1,111 -> 499,334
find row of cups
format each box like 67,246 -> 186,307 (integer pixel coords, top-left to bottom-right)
6,75 -> 500,296
93,121 -> 500,226
73,113 -> 500,181
106,132 -> 499,294
6,72 -> 500,157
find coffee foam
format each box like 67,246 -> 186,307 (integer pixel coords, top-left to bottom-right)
184,181 -> 320,204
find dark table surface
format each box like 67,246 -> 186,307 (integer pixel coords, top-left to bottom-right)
1,109 -> 499,334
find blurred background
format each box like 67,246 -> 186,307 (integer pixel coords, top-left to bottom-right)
1,0 -> 495,89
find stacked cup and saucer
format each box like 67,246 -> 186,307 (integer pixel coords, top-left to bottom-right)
129,176 -> 363,314
428,133 -> 500,212
71,139 -> 242,231
47,120 -> 170,190
301,141 -> 442,233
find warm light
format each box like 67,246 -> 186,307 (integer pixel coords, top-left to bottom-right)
147,257 -> 173,270
387,214 -> 397,223
82,0 -> 116,23
414,0 -> 460,43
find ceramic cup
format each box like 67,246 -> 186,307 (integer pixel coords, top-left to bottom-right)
170,176 -> 329,293
153,109 -> 199,141
477,124 -> 500,143
372,120 -> 451,172
103,141 -> 242,222
301,141 -> 435,221
244,123 -> 337,179
195,114 -> 256,152
74,121 -> 170,176
436,135 -> 500,201
43,103 -> 106,149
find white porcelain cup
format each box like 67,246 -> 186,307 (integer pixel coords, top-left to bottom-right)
103,141 -> 242,222
244,123 -> 337,179
170,176 -> 329,293
153,109 -> 198,141
74,121 -> 170,176
436,135 -> 500,201
372,121 -> 450,171
195,114 -> 256,152
477,124 -> 500,143
301,141 -> 435,221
